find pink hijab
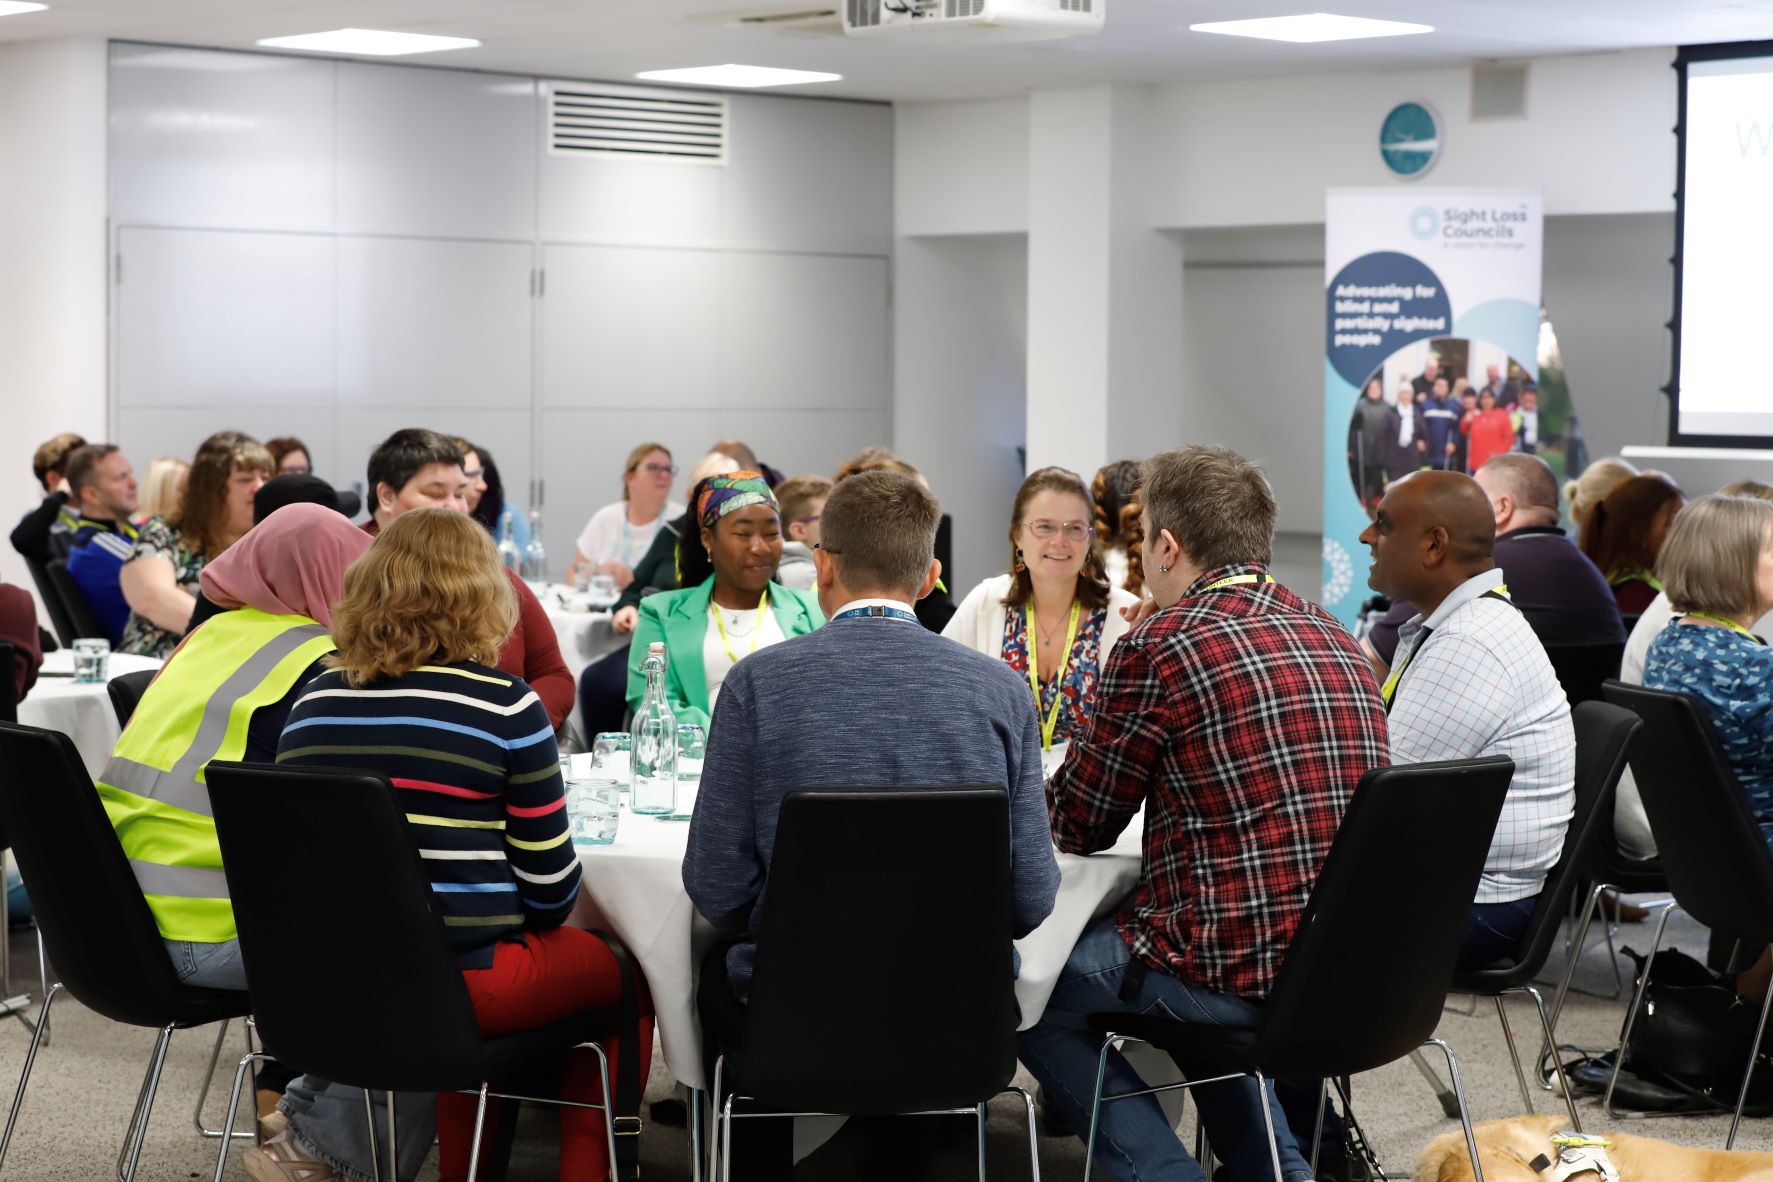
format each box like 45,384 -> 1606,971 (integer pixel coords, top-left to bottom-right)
199,503 -> 371,630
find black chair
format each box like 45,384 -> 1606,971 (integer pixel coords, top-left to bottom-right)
0,641 -> 15,726
45,559 -> 107,641
1541,641 -> 1625,707
21,558 -> 76,649
1436,701 -> 1640,1129
0,721 -> 252,1181
709,786 -> 1038,1182
107,668 -> 158,728
1601,681 -> 1773,1146
1080,757 -> 1514,1182
203,760 -> 642,1182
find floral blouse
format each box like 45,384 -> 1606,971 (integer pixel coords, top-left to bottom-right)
1000,602 -> 1109,746
118,516 -> 205,659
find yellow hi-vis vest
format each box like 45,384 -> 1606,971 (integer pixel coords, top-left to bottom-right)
96,607 -> 336,943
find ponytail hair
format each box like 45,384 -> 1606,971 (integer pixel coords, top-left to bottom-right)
1093,460 -> 1144,594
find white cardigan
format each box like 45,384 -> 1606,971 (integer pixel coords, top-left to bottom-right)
943,573 -> 1141,665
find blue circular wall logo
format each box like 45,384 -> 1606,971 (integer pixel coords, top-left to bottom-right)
1325,251 -> 1452,387
1408,206 -> 1439,241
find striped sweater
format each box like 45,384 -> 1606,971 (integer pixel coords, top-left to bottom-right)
276,661 -> 581,968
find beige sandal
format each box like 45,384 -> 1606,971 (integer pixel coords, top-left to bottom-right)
241,1130 -> 340,1182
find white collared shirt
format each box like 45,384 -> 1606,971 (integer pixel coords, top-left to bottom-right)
1390,568 -> 1576,904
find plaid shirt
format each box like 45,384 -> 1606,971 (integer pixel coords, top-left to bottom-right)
1048,563 -> 1389,998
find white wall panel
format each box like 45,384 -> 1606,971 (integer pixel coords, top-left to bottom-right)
337,64 -> 537,241
540,151 -> 723,246
718,254 -> 889,411
722,96 -> 893,256
116,227 -> 334,410
538,408 -> 717,568
540,245 -> 723,410
109,44 -> 335,232
336,409 -> 535,524
715,409 -> 890,482
336,237 -> 533,410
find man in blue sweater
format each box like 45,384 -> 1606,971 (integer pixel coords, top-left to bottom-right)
684,468 -> 1061,1176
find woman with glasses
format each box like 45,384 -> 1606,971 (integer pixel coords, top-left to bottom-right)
567,442 -> 685,589
945,467 -> 1140,755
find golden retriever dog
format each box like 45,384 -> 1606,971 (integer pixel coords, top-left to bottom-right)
1415,1113 -> 1773,1181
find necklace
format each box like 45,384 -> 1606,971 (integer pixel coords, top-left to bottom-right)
712,590 -> 770,663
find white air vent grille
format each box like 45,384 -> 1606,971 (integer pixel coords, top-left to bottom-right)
1058,0 -> 1093,10
548,82 -> 727,164
945,0 -> 984,15
847,0 -> 880,28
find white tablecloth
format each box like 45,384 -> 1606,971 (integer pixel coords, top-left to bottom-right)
18,651 -> 165,779
536,584 -> 625,684
569,795 -> 1142,1091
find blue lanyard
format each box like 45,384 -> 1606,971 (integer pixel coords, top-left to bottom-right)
833,605 -> 919,624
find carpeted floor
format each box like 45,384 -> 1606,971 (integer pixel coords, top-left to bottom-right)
0,898 -> 1765,1180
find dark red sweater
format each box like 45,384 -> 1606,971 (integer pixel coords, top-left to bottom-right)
0,583 -> 43,705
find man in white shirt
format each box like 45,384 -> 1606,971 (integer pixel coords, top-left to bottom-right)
1359,470 -> 1575,967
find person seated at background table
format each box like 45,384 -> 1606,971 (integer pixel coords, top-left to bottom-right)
1564,455 -> 1638,535
452,437 -> 528,550
1026,446 -> 1387,1182
1359,471 -> 1574,970
1384,382 -> 1429,485
627,472 -> 821,730
0,579 -> 42,705
185,475 -> 363,637
772,472 -> 830,592
264,509 -> 650,1182
567,442 -> 686,590
365,428 -> 573,730
61,443 -> 141,646
834,447 -> 958,631
1092,460 -> 1145,595
1363,454 -> 1624,672
1579,472 -> 1686,618
709,438 -> 784,488
945,467 -> 1140,756
119,430 -> 272,659
136,455 -> 189,526
685,469 -> 1060,1180
1616,480 -> 1773,862
1460,387 -> 1516,476
264,435 -> 312,478
9,431 -> 87,566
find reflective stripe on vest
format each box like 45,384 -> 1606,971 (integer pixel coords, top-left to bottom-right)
96,608 -> 335,943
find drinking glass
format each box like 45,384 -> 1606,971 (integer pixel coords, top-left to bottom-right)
676,723 -> 707,788
587,574 -> 619,607
593,732 -> 631,792
73,638 -> 110,684
561,756 -> 620,845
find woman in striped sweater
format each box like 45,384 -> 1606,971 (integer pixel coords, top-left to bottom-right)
255,509 -> 650,1182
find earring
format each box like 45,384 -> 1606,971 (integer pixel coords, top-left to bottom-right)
1014,547 -> 1026,574
1158,563 -> 1171,574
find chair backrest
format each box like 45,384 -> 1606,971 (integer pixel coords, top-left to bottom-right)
1601,681 -> 1773,943
1257,756 -> 1514,1078
1541,641 -> 1625,707
0,642 -> 15,725
107,669 -> 158,728
0,721 -> 196,1024
204,760 -> 492,1091
24,557 -> 76,649
1459,701 -> 1639,988
45,559 -> 106,641
737,786 -> 1018,1115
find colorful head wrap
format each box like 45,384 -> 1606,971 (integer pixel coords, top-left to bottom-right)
697,470 -> 777,530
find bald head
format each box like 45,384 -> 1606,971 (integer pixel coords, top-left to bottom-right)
1359,471 -> 1497,611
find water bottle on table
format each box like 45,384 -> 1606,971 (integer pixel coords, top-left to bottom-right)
497,509 -> 521,574
522,508 -> 548,584
630,642 -> 678,815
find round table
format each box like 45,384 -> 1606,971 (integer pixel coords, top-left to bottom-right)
535,583 -> 626,684
18,651 -> 165,779
569,793 -> 1142,1091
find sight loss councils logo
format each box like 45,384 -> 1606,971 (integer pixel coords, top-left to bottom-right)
1408,206 -> 1440,241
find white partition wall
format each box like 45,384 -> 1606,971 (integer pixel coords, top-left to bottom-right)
107,43 -> 893,570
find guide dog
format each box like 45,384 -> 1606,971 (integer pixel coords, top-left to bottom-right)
1415,1112 -> 1773,1181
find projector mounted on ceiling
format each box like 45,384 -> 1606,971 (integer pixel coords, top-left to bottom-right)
843,0 -> 1103,44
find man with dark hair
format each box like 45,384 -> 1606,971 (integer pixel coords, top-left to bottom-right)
10,431 -> 88,565
1026,446 -> 1387,1182
685,469 -> 1060,1178
62,444 -> 141,644
360,428 -> 573,729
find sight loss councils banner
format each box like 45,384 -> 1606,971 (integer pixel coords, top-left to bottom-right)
1322,189 -> 1543,626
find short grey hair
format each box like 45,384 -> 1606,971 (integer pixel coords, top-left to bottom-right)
819,470 -> 940,594
1658,495 -> 1773,618
1478,453 -> 1559,515
1141,446 -> 1275,570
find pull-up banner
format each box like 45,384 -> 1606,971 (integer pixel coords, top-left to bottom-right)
1321,189 -> 1543,626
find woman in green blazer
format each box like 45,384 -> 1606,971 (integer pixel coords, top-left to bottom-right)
627,471 -> 822,728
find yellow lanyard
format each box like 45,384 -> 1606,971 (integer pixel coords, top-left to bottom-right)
1198,573 -> 1275,594
712,590 -> 770,665
1686,611 -> 1763,643
1026,600 -> 1081,751
1382,584 -> 1511,708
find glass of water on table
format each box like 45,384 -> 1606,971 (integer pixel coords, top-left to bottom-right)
564,742 -> 625,847
676,723 -> 706,793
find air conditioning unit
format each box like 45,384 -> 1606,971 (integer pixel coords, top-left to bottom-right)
843,0 -> 1102,44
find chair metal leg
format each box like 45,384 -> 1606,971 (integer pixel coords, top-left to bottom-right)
1424,1038 -> 1485,1182
0,980 -> 59,1169
362,1089 -> 383,1182
1518,986 -> 1580,1132
690,1087 -> 706,1182
190,1019 -> 250,1139
464,1083 -> 492,1182
581,1039 -> 620,1182
720,1093 -> 735,1182
1494,995 -> 1535,1115
1604,900 -> 1678,1120
976,1102 -> 989,1182
1408,1047 -> 1463,1118
1728,967 -> 1773,1149
1542,882 -> 1603,1075
1006,1085 -> 1042,1182
1252,1070 -> 1284,1182
119,1023 -> 175,1182
1082,1034 -> 1116,1182
385,1090 -> 398,1181
1308,1079 -> 1328,1179
710,1057 -> 727,1182
32,930 -> 47,1046
209,1050 -> 269,1182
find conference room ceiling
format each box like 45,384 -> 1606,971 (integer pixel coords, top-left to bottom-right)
6,0 -> 1773,101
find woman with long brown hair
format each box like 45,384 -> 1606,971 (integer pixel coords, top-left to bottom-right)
1092,460 -> 1145,596
1580,473 -> 1686,617
118,430 -> 272,657
944,467 -> 1140,755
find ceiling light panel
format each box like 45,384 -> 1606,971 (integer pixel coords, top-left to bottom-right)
256,28 -> 481,57
1189,13 -> 1433,43
634,64 -> 841,89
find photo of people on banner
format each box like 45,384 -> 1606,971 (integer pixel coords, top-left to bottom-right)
1345,335 -> 1571,516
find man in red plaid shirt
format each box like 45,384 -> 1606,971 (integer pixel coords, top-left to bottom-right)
1019,446 -> 1388,1182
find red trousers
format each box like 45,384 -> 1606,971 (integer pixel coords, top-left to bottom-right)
438,927 -> 654,1182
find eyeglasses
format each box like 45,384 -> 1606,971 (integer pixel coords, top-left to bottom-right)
812,542 -> 842,555
639,463 -> 678,477
796,513 -> 821,525
1023,519 -> 1093,541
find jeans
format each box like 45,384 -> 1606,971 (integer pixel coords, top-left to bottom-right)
1458,895 -> 1539,971
280,1079 -> 435,1182
164,937 -> 249,991
1017,917 -> 1312,1182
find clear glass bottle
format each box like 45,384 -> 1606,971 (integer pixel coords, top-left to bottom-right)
630,642 -> 678,815
522,508 -> 548,582
497,509 -> 521,574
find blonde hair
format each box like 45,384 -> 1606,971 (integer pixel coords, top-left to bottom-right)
621,442 -> 671,501
1564,457 -> 1638,529
137,456 -> 189,521
835,447 -> 916,483
775,473 -> 833,528
1719,479 -> 1773,503
1657,495 -> 1773,619
172,431 -> 274,559
328,509 -> 517,687
686,451 -> 740,489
